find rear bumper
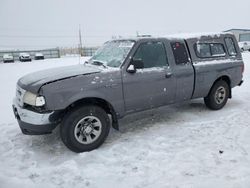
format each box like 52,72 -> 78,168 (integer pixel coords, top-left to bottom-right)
35,56 -> 44,60
12,99 -> 61,135
3,59 -> 14,63
20,58 -> 31,62
238,80 -> 244,86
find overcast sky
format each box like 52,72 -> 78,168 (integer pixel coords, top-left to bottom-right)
0,0 -> 249,50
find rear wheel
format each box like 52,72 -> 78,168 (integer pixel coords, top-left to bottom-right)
204,80 -> 230,110
60,105 -> 110,152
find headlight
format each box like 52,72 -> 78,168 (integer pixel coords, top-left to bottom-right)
23,91 -> 45,106
36,96 -> 46,106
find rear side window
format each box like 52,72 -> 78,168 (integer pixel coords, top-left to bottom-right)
195,43 -> 226,58
210,44 -> 226,56
171,42 -> 189,64
225,37 -> 237,56
195,43 -> 211,57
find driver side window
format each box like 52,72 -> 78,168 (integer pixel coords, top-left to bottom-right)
133,42 -> 168,68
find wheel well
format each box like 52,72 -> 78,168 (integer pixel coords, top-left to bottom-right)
65,97 -> 119,130
218,76 -> 231,87
214,76 -> 232,98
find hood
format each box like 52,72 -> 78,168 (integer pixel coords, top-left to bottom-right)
18,64 -> 101,93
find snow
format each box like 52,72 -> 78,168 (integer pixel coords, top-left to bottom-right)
0,54 -> 250,188
239,42 -> 250,50
35,53 -> 44,57
193,58 -> 240,66
137,67 -> 166,73
166,32 -> 227,40
19,52 -> 31,57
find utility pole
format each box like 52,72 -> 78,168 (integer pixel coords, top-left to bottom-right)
79,25 -> 83,56
136,31 -> 139,37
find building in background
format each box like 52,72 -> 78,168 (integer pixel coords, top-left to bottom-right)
224,29 -> 250,42
224,29 -> 250,51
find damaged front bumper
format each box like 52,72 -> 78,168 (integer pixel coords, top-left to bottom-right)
12,98 -> 61,135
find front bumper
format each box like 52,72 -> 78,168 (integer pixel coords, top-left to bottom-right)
12,99 -> 60,135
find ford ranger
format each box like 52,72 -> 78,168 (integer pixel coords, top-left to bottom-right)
12,33 -> 244,152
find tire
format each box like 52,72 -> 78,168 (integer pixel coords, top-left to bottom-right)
204,80 -> 230,110
60,105 -> 110,153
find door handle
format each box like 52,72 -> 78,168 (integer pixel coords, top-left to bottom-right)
165,72 -> 172,78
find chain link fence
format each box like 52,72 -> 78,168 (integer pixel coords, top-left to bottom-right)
0,48 -> 60,62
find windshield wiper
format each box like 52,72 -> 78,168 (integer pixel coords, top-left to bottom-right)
91,60 -> 108,68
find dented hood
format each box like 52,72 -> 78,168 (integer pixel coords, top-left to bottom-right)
18,64 -> 101,93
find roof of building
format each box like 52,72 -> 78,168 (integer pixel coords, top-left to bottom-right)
224,29 -> 250,32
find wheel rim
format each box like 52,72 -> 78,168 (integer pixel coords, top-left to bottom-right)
214,86 -> 226,104
74,116 -> 102,144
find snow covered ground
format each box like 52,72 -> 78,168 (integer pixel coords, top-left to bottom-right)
0,54 -> 250,188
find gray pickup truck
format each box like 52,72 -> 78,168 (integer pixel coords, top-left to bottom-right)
13,33 -> 244,152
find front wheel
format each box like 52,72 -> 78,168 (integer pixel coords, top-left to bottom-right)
204,80 -> 230,110
60,105 -> 110,153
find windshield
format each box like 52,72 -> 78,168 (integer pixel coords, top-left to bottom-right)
89,40 -> 135,68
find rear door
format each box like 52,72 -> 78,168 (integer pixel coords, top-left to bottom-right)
170,41 -> 195,101
122,40 -> 175,113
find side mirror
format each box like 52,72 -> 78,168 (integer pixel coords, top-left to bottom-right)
127,64 -> 135,73
127,59 -> 144,73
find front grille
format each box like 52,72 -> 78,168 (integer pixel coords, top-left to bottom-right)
16,85 -> 26,107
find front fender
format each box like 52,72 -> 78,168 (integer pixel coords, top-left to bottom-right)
40,71 -> 125,117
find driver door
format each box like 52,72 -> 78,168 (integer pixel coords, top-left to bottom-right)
122,41 -> 175,113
